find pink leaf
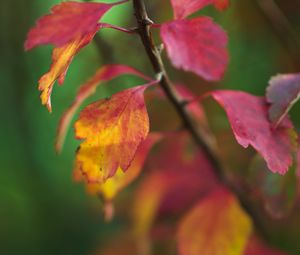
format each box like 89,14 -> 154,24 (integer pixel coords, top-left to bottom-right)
56,64 -> 151,153
25,0 -> 127,50
170,0 -> 230,19
211,90 -> 295,174
161,18 -> 228,81
266,73 -> 300,126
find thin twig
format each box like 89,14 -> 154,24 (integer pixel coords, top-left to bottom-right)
132,0 -> 270,241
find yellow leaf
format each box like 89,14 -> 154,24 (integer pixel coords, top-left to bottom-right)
177,187 -> 252,255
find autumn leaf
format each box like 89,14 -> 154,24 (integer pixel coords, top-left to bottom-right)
56,64 -> 151,152
211,90 -> 296,175
74,82 -> 157,183
38,31 -> 97,112
170,0 -> 230,19
25,1 -> 129,112
161,17 -> 228,81
266,73 -> 300,127
24,0 -> 127,50
177,187 -> 252,255
74,133 -> 161,202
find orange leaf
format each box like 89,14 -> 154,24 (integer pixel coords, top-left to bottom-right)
177,188 -> 252,255
56,64 -> 151,152
38,31 -> 97,112
74,83 -> 156,183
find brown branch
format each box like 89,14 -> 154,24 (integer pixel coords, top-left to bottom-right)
132,0 -> 270,241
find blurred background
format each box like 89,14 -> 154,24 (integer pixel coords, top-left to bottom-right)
1,0 -> 300,254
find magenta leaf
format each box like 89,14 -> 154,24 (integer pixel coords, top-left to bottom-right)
161,17 -> 228,81
211,90 -> 296,174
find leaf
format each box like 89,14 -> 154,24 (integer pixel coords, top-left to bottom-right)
24,0 -> 127,50
38,31 -> 97,112
74,133 -> 161,202
177,187 -> 252,255
211,90 -> 296,174
266,73 -> 300,127
161,17 -> 228,81
74,83 -> 156,183
56,64 -> 151,152
170,0 -> 230,19
245,236 -> 288,255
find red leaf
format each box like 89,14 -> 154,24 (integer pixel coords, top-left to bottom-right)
25,0 -> 127,50
211,90 -> 295,174
266,73 -> 300,126
161,18 -> 228,81
177,187 -> 252,255
171,0 -> 230,19
56,64 -> 151,152
74,83 -> 157,183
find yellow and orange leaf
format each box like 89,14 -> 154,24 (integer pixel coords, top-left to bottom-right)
38,31 -> 97,112
177,187 -> 252,255
74,84 -> 154,183
74,133 -> 161,201
56,64 -> 151,152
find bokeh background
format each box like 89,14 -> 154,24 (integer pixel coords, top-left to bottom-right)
1,0 -> 300,254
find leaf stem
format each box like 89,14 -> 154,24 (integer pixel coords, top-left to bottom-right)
132,0 -> 270,241
100,23 -> 138,34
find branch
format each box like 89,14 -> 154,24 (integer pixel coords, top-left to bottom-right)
132,0 -> 270,240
